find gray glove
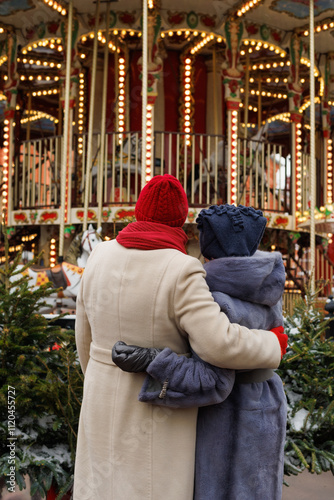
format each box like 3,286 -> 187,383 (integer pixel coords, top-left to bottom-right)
112,341 -> 163,372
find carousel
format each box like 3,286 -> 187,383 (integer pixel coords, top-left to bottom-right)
1,0 -> 334,309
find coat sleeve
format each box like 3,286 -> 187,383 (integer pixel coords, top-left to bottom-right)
173,257 -> 282,369
138,348 -> 235,408
75,271 -> 92,375
211,291 -> 284,330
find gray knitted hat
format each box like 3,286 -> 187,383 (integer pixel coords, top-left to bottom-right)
196,204 -> 267,259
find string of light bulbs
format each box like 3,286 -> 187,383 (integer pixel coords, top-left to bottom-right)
43,0 -> 67,16
17,57 -> 62,69
117,55 -> 126,142
295,122 -> 303,216
301,20 -> 334,37
1,120 -> 9,224
21,111 -> 58,124
240,87 -> 288,99
327,139 -> 333,204
236,0 -> 263,18
77,72 -> 86,155
21,38 -> 63,55
32,88 -> 59,96
18,74 -> 60,82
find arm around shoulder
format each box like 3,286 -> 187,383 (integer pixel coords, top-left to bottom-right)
174,258 -> 282,370
138,348 -> 235,408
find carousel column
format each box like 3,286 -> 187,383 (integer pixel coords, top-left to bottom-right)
222,17 -> 244,205
179,53 -> 194,191
205,55 -> 223,136
224,99 -> 240,205
116,49 -> 126,138
58,2 -> 80,259
290,113 -> 303,224
287,33 -> 303,226
97,3 -> 110,228
322,106 -> 333,207
60,15 -> 80,223
83,0 -> 100,230
328,52 -> 334,104
243,50 -> 250,138
326,137 -> 333,205
114,49 -> 128,204
322,56 -> 333,206
139,6 -> 162,184
309,0 -> 316,291
3,33 -> 19,226
257,79 -> 262,130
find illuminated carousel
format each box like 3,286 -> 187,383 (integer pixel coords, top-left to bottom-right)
1,0 -> 334,300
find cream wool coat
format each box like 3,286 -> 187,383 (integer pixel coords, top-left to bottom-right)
73,239 -> 281,500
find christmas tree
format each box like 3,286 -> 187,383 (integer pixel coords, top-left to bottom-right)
277,287 -> 334,477
0,225 -> 82,498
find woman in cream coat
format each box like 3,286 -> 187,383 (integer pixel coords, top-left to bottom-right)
73,175 -> 284,500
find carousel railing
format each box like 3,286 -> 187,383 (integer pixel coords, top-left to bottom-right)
153,131 -> 228,206
13,131 -> 293,213
236,138 -> 291,213
14,135 -> 63,209
72,130 -> 229,207
73,130 -> 142,207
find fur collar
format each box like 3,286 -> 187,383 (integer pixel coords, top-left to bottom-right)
204,250 -> 285,307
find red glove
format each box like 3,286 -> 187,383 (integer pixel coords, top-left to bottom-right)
271,326 -> 288,358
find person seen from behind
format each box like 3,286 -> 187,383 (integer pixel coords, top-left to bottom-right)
74,175 -> 287,500
113,203 -> 287,500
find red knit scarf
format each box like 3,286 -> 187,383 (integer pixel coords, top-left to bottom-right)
116,221 -> 188,254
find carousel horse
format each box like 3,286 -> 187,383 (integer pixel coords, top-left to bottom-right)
13,225 -> 103,311
75,225 -> 103,268
119,133 -> 142,164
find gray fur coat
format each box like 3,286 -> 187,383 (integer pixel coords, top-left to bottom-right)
139,251 -> 287,500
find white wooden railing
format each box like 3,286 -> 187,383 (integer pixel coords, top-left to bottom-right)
14,131 -> 293,213
236,139 -> 291,212
15,136 -> 62,208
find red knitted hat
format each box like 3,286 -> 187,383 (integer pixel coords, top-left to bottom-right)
135,174 -> 188,227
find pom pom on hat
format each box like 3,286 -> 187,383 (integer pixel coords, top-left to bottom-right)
135,174 -> 188,227
196,204 -> 267,259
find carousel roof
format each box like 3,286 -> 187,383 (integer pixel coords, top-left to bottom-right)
0,0 -> 333,51
0,0 -> 333,134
